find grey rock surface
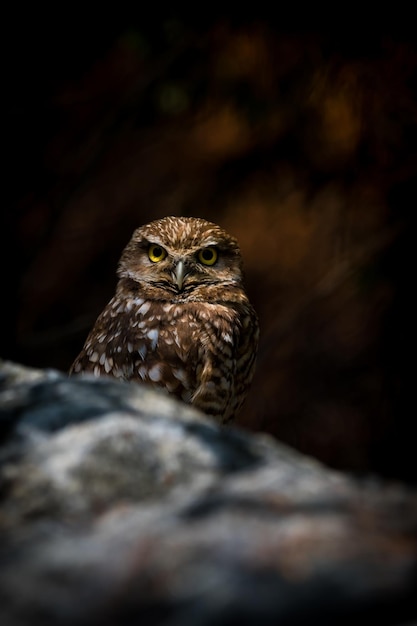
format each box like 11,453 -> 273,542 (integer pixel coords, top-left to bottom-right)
1,359 -> 416,625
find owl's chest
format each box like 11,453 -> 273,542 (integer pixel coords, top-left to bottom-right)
110,299 -> 238,399
127,300 -> 236,361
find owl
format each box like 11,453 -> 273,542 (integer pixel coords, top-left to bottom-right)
70,216 -> 259,423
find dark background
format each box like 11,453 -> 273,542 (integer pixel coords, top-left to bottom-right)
3,10 -> 415,482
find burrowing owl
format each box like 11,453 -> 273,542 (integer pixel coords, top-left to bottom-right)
70,216 -> 259,423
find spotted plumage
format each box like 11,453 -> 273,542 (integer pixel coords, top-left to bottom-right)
70,216 -> 259,423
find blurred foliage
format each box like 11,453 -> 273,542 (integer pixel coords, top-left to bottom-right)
3,12 -> 416,481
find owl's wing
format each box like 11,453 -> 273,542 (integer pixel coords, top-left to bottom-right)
188,301 -> 259,423
223,302 -> 259,422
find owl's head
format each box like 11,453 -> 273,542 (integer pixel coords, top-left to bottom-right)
117,216 -> 245,301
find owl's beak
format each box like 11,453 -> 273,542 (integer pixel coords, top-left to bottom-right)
173,260 -> 186,291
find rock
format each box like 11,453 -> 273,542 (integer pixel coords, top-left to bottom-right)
0,359 -> 416,625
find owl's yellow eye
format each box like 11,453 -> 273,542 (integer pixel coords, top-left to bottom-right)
148,244 -> 167,263
198,247 -> 218,266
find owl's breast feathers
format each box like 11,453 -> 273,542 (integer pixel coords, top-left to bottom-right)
70,294 -> 259,422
